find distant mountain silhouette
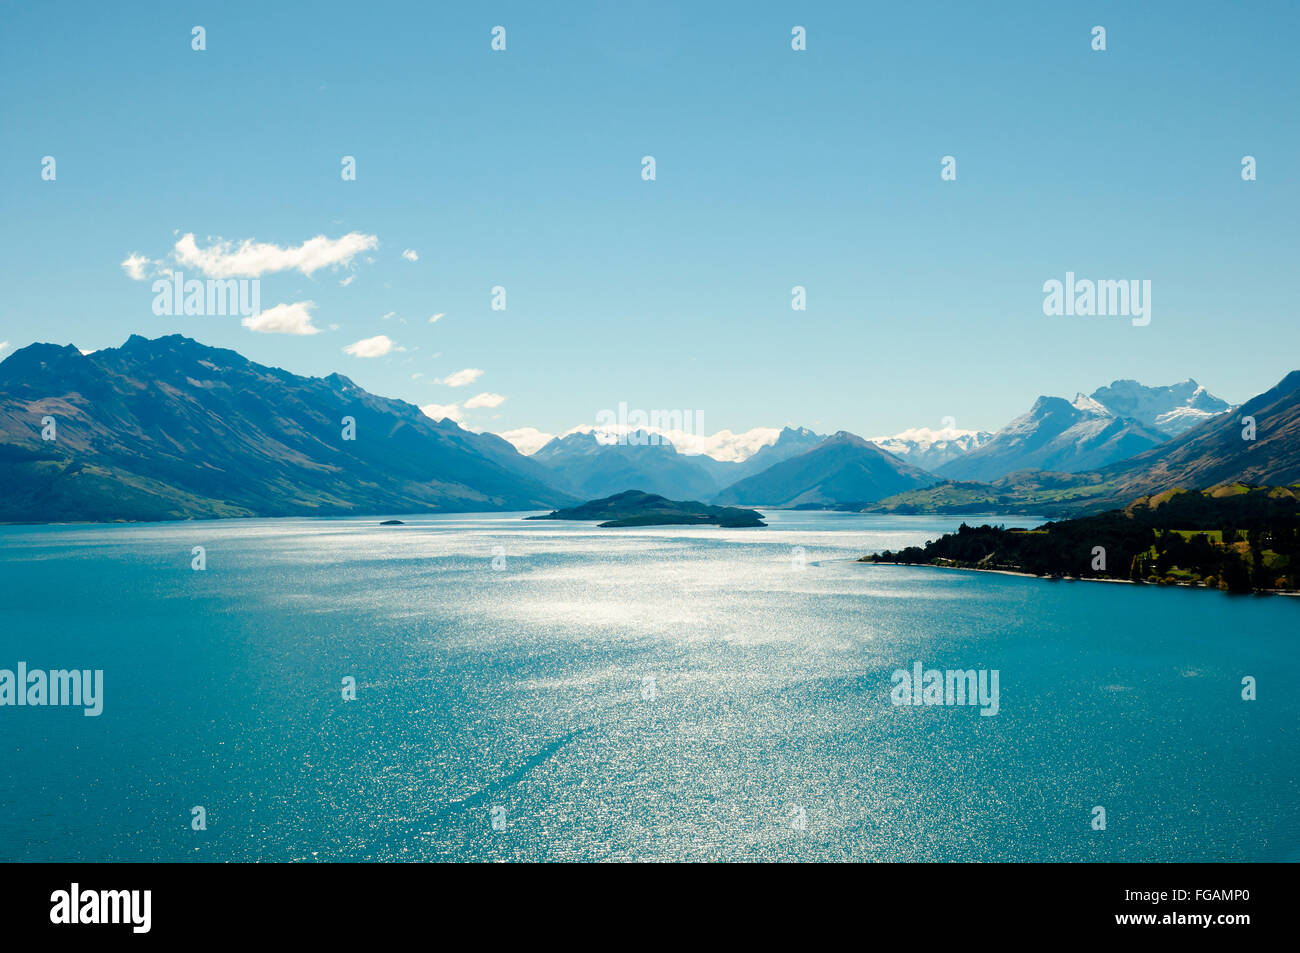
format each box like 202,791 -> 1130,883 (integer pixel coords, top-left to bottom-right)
532,425 -> 826,501
531,430 -> 721,501
713,431 -> 934,506
0,334 -> 575,521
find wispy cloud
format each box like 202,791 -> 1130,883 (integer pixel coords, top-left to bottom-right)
343,334 -> 396,358
441,367 -> 483,387
120,252 -> 160,281
465,392 -> 505,409
660,427 -> 780,461
174,232 -> 379,278
429,313 -> 445,323
401,249 -> 419,262
339,275 -> 356,287
242,301 -> 321,335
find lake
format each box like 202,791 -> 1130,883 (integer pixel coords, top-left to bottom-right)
0,511 -> 1295,862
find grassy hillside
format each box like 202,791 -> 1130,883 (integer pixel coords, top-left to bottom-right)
861,471 -> 1118,515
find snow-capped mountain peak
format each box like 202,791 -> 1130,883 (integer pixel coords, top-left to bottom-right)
1070,393 -> 1112,417
502,423 -> 808,463
1088,378 -> 1232,436
870,426 -> 992,471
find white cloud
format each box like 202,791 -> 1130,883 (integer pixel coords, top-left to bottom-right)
421,402 -> 463,423
429,313 -> 445,323
465,392 -> 506,409
441,367 -> 483,387
173,232 -> 379,278
339,275 -> 356,287
78,347 -> 98,355
401,249 -> 419,262
871,425 -> 981,444
0,341 -> 11,358
343,334 -> 395,358
496,427 -> 554,455
381,311 -> 396,321
242,301 -> 321,335
120,253 -> 158,281
667,427 -> 781,461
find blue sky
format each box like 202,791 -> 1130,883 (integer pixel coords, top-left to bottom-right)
2,0 -> 1297,446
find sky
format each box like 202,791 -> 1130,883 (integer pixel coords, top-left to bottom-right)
2,0 -> 1297,449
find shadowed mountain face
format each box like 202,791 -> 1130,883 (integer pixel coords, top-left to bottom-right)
0,334 -> 574,521
937,396 -> 1168,482
713,431 -> 934,506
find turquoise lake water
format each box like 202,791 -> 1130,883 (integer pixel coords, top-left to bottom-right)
0,510 -> 1295,862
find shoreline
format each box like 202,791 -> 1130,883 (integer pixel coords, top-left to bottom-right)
859,559 -> 1300,596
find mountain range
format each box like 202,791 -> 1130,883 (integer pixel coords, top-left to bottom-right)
1090,370 -> 1300,505
0,335 -> 574,521
869,427 -> 992,471
935,380 -> 1232,483
866,372 -> 1300,516
530,424 -> 824,500
531,430 -> 720,501
0,333 -> 1284,522
528,379 -> 1233,502
935,396 -> 1169,481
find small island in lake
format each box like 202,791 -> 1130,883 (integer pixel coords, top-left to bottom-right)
527,489 -> 766,528
379,519 -> 405,525
863,484 -> 1300,594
